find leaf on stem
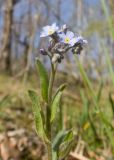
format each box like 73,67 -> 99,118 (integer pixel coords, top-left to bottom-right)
36,58 -> 49,102
52,130 -> 73,151
50,84 -> 66,122
52,130 -> 73,159
28,90 -> 48,142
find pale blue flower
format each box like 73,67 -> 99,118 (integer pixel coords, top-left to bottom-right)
59,31 -> 74,45
40,23 -> 59,37
70,36 -> 88,47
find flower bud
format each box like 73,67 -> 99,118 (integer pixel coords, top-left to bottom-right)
62,24 -> 68,34
72,45 -> 83,54
40,49 -> 48,55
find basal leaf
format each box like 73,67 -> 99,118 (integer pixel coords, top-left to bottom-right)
36,58 -> 49,102
28,90 -> 47,141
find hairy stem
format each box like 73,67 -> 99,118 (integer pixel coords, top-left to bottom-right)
46,60 -> 58,160
48,62 -> 57,104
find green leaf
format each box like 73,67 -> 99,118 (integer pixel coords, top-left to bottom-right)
0,95 -> 11,108
109,92 -> 114,118
104,125 -> 114,149
96,82 -> 103,102
36,58 -> 49,102
52,130 -> 73,160
62,130 -> 73,143
53,83 -> 67,101
51,92 -> 62,123
50,84 -> 66,123
52,130 -> 73,152
28,90 -> 47,141
52,130 -> 65,151
80,90 -> 90,126
59,136 -> 74,160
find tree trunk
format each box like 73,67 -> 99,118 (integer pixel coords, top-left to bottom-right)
0,0 -> 14,72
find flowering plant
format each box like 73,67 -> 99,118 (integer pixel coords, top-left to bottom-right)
28,23 -> 87,160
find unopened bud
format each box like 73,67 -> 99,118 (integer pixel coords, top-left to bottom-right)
62,24 -> 68,34
40,49 -> 47,55
72,45 -> 83,55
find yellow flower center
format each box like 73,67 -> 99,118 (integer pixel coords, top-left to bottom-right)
64,37 -> 70,43
48,29 -> 54,35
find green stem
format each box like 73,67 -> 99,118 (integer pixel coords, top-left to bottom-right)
47,142 -> 52,160
48,62 -> 56,104
46,60 -> 58,160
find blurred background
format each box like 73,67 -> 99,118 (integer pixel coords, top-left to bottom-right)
0,0 -> 114,159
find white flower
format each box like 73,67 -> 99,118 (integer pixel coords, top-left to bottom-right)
70,36 -> 88,47
40,23 -> 59,37
59,31 -> 74,45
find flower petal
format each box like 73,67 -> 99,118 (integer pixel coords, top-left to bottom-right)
52,23 -> 56,27
40,23 -> 59,37
66,31 -> 74,39
40,32 -> 47,37
69,38 -> 77,46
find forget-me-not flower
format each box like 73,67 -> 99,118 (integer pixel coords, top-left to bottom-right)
40,23 -> 59,37
59,31 -> 75,46
70,36 -> 88,47
39,23 -> 88,62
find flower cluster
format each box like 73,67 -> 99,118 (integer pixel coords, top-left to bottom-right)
40,23 -> 87,63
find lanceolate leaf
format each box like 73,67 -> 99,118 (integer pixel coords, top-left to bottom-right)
59,140 -> 74,159
52,130 -> 73,152
51,84 -> 66,123
52,130 -> 65,151
51,91 -> 62,122
58,131 -> 74,159
28,90 -> 47,141
63,130 -> 73,142
52,83 -> 66,102
36,59 -> 49,102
